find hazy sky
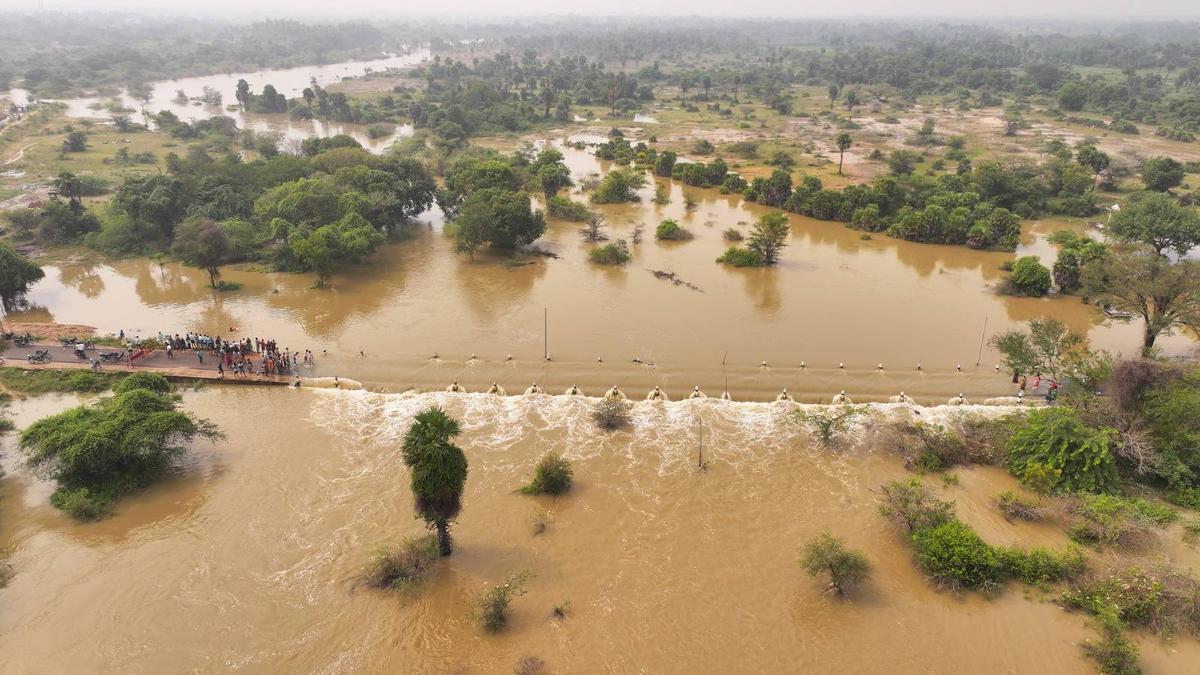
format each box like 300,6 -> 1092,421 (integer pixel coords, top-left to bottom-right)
10,0 -> 1200,18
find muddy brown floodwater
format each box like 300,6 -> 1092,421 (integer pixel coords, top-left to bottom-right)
2,390 -> 1199,672
12,140 -> 1194,402
4,49 -> 429,153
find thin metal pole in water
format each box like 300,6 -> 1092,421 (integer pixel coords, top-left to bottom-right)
543,307 -> 548,360
697,417 -> 703,468
975,316 -> 989,366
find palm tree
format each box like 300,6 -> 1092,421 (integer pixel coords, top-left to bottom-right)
835,133 -> 853,175
402,406 -> 469,556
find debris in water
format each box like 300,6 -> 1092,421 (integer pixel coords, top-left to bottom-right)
646,269 -> 702,292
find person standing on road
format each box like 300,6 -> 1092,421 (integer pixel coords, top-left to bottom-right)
196,350 -> 204,365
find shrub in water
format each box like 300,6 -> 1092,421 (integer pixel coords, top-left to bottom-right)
1002,256 -> 1052,296
361,535 -> 439,590
592,397 -> 632,430
994,490 -> 1049,521
589,240 -> 631,266
878,479 -> 956,532
655,219 -> 693,241
800,531 -> 870,594
911,519 -> 1003,591
473,570 -> 532,633
522,453 -> 573,495
1006,407 -> 1119,494
715,246 -> 764,267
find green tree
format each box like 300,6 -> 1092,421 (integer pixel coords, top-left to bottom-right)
1140,157 -> 1184,192
886,150 -> 921,175
1006,256 -> 1053,296
1006,407 -> 1118,494
1082,244 -> 1200,354
746,212 -> 790,265
452,188 -> 545,256
528,148 -> 573,199
1108,191 -> 1200,257
288,212 -> 384,287
1058,82 -> 1089,112
591,168 -> 647,204
0,242 -> 44,310
800,531 -> 870,595
402,406 -> 469,556
18,374 -> 220,519
989,318 -> 1087,381
112,174 -> 190,243
61,130 -> 88,153
835,133 -> 852,175
172,218 -> 232,288
1075,145 -> 1110,173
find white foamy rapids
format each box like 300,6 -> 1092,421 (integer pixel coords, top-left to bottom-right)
306,390 -> 1025,478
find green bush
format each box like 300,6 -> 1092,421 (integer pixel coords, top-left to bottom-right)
589,240 -> 631,266
878,479 -> 955,532
361,535 -> 439,590
49,486 -> 113,520
655,219 -> 693,241
473,570 -> 532,633
1067,494 -> 1176,548
994,490 -> 1049,521
546,196 -> 592,221
800,531 -> 870,594
715,246 -> 764,267
112,372 -> 172,395
1065,567 -> 1167,631
995,545 -> 1086,585
1004,256 -> 1052,296
19,376 -> 220,519
911,519 -> 1002,591
1082,614 -> 1141,675
521,453 -> 573,495
1006,407 -> 1119,494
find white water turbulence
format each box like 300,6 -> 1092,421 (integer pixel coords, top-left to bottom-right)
308,389 -> 1021,481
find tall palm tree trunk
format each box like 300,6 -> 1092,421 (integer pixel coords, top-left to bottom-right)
435,520 -> 453,556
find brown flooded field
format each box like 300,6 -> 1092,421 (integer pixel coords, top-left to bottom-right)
3,387 -> 1199,673
12,140 -> 1193,402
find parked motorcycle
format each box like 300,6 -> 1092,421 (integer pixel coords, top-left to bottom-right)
27,349 -> 51,363
99,351 -> 126,363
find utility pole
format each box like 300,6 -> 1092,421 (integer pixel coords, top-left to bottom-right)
975,316 -> 989,367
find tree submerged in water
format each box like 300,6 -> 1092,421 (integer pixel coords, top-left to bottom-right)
800,531 -> 870,595
402,406 -> 469,556
18,373 -> 220,520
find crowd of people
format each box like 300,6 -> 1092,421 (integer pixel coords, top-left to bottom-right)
120,330 -> 317,380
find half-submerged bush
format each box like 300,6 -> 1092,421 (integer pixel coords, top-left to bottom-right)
592,397 -> 632,430
722,228 -> 744,241
589,240 -> 631,266
911,519 -> 1003,591
1006,407 -> 1119,494
994,490 -> 1050,521
655,219 -> 693,241
715,246 -> 763,267
800,531 -> 870,595
19,373 -> 220,520
521,453 -> 573,495
1065,493 -> 1176,549
473,570 -> 532,633
1065,565 -> 1200,639
1081,613 -> 1141,675
999,256 -> 1052,296
546,196 -> 592,221
878,479 -> 956,532
361,535 -> 439,591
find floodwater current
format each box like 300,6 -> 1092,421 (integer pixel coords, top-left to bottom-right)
3,56 -> 1200,674
2,389 -> 1199,672
11,138 -> 1195,402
